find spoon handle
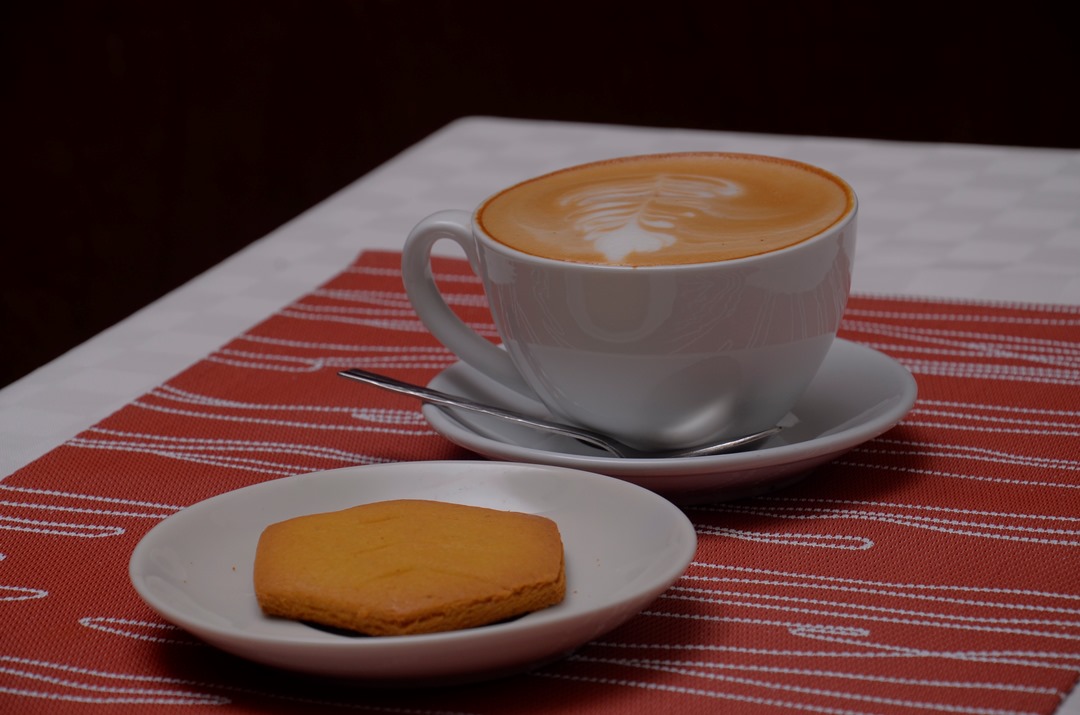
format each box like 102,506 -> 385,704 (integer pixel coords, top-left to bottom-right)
337,369 -> 624,455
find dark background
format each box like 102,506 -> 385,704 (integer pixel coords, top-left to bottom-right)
3,0 -> 1077,388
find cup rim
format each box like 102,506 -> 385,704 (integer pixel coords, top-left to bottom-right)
471,151 -> 857,271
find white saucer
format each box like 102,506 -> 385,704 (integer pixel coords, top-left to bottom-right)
424,339 -> 918,504
129,461 -> 696,684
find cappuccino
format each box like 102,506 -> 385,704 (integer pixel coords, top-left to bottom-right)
477,153 -> 854,266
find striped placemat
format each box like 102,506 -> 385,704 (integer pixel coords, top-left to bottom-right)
3,250 -> 1078,714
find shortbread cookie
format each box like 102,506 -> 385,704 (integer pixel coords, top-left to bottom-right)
253,499 -> 566,636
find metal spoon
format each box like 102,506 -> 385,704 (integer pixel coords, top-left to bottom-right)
338,368 -> 785,459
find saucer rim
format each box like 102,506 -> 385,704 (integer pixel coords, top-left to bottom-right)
423,338 -> 917,479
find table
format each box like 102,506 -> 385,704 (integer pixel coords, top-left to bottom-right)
5,117 -> 1079,474
2,117 -> 1079,713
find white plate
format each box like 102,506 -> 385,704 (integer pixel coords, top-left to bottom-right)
424,339 -> 917,504
129,461 -> 697,684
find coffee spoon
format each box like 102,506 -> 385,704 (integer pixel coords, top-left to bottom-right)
338,368 -> 785,459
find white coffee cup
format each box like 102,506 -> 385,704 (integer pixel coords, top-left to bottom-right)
402,153 -> 857,451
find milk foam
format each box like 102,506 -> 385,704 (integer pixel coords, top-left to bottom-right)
558,174 -> 743,262
477,154 -> 853,267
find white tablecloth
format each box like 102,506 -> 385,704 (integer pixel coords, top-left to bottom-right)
3,115 -> 1078,709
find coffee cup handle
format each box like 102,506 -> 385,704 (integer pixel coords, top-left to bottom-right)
401,210 -> 534,397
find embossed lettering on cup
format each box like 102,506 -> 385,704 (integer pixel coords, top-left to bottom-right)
401,153 -> 857,451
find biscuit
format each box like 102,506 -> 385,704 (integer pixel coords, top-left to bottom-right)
253,499 -> 566,636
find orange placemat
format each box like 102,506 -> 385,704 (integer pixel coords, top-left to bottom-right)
3,250 -> 1078,714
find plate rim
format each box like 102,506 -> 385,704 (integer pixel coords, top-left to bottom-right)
128,460 -> 698,678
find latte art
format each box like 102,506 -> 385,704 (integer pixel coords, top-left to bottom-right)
559,174 -> 741,262
477,153 -> 854,266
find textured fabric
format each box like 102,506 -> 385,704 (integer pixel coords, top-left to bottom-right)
2,250 -> 1078,714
